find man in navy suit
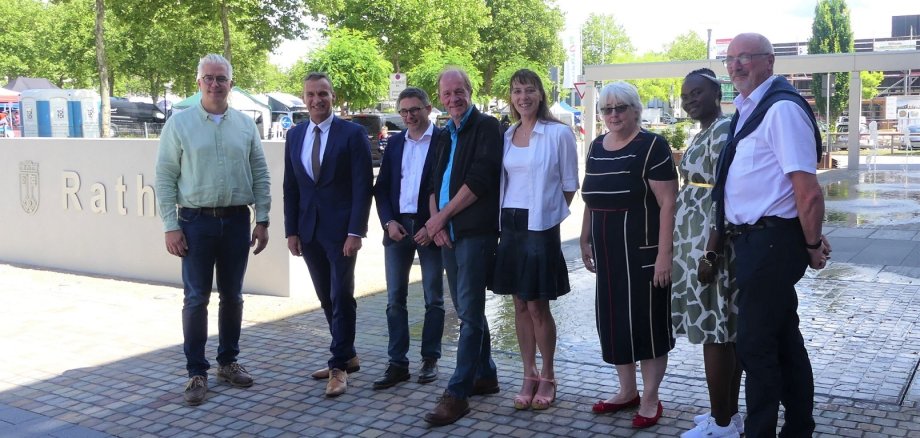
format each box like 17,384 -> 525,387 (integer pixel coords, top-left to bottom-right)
372,88 -> 445,390
283,72 -> 373,397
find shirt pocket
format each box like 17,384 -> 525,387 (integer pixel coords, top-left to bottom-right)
732,138 -> 757,174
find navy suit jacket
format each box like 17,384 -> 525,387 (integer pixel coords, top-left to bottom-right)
373,126 -> 442,235
283,116 -> 373,245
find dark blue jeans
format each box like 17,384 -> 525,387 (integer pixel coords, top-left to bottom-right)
442,234 -> 498,399
179,208 -> 250,378
731,224 -> 814,438
383,215 -> 445,368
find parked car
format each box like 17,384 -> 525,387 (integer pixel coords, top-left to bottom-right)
902,125 -> 920,150
109,98 -> 166,137
835,122 -> 870,150
347,113 -> 406,166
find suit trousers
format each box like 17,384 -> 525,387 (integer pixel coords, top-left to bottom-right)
731,224 -> 815,438
301,238 -> 358,371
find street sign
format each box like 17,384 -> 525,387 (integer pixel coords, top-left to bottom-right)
390,73 -> 407,100
573,82 -> 587,99
280,115 -> 293,130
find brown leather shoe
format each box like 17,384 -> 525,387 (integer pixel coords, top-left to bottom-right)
183,375 -> 208,406
424,391 -> 470,426
311,356 -> 360,380
471,377 -> 500,396
325,368 -> 347,397
216,362 -> 253,388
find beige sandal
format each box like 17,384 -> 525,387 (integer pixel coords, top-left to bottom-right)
531,378 -> 556,410
513,376 -> 540,410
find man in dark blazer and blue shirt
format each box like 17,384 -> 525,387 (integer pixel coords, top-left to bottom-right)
373,88 -> 445,390
283,72 -> 373,397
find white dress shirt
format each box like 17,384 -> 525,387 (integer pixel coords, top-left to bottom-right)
301,114 -> 334,180
725,76 -> 818,225
499,120 -> 580,231
398,123 -> 434,214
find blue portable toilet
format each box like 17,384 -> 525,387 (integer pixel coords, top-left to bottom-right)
67,90 -> 101,138
20,89 -> 70,137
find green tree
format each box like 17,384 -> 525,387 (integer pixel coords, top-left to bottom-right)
0,0 -> 53,80
490,57 -> 552,103
808,0 -> 853,122
860,71 -> 883,100
476,0 -> 564,99
581,13 -> 634,66
306,28 -> 390,112
407,48 -> 483,106
663,31 -> 707,61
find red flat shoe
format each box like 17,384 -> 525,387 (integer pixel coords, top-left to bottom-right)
591,393 -> 640,413
631,401 -> 663,429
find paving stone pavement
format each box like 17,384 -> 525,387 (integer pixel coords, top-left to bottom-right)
4,167 -> 920,437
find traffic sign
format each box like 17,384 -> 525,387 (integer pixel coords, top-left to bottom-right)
573,82 -> 587,99
280,116 -> 293,130
390,73 -> 407,100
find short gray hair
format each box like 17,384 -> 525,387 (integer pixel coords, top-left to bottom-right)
197,54 -> 233,80
599,81 -> 643,124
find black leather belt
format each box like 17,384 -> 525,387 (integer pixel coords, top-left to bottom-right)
399,213 -> 418,221
726,216 -> 799,237
180,205 -> 250,217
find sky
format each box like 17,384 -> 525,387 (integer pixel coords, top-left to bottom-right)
270,0 -> 918,69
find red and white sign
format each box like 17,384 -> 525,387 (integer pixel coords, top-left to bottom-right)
573,82 -> 587,99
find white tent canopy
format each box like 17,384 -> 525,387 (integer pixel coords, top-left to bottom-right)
550,102 -> 575,127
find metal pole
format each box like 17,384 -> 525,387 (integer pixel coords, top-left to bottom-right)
707,29 -> 712,59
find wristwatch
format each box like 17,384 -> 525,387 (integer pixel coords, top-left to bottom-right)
256,221 -> 269,228
699,251 -> 719,267
805,239 -> 822,249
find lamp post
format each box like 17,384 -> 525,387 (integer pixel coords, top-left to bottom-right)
707,28 -> 712,59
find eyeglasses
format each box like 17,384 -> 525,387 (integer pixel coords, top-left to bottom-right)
722,53 -> 771,67
398,107 -> 423,117
201,75 -> 230,85
600,104 -> 630,115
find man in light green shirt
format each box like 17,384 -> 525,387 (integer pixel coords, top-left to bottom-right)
155,54 -> 270,406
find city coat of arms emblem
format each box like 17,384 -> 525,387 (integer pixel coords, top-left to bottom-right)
19,161 -> 39,214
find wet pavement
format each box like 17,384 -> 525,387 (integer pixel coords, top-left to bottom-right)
4,165 -> 920,437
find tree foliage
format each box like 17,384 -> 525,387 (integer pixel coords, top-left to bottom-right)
808,0 -> 853,121
663,31 -> 707,61
305,28 -> 390,112
490,57 -> 552,103
581,13 -> 634,66
860,71 -> 883,100
476,0 -> 564,98
407,48 -> 483,105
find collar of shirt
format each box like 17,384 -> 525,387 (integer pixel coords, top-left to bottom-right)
194,101 -> 231,120
447,106 -> 474,135
406,122 -> 434,143
308,113 -> 334,135
733,75 -> 777,115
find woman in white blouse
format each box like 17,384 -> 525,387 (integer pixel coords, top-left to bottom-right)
491,69 -> 579,411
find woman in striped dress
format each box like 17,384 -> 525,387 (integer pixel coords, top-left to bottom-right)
580,81 -> 678,429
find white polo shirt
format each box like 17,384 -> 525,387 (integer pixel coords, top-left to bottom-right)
725,76 -> 817,225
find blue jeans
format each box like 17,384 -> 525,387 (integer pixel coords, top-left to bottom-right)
442,234 -> 498,399
179,208 -> 251,377
383,215 -> 445,368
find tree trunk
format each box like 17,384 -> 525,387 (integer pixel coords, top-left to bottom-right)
221,0 -> 232,63
95,0 -> 110,138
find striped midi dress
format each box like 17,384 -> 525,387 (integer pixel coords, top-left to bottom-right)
581,131 -> 677,365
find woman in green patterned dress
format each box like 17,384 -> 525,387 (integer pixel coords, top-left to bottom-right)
671,69 -> 744,438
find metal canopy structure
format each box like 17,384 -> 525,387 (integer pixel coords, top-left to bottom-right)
582,51 -> 919,169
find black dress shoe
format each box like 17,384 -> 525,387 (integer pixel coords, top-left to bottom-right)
417,358 -> 438,384
471,377 -> 500,396
373,365 -> 410,390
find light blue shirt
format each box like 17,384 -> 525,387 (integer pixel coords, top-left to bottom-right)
438,106 -> 474,240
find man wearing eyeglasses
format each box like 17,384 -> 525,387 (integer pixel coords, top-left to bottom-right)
423,68 -> 502,426
372,87 -> 445,391
156,54 -> 271,406
283,72 -> 373,397
712,33 -> 829,437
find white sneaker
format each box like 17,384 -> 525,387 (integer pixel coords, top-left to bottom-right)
693,412 -> 744,435
682,416 -> 741,438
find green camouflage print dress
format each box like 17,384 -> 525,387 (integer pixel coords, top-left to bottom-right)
671,117 -> 738,344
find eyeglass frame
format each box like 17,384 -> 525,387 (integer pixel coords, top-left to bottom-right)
200,75 -> 231,85
722,53 -> 772,67
398,106 -> 424,117
599,104 -> 631,116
